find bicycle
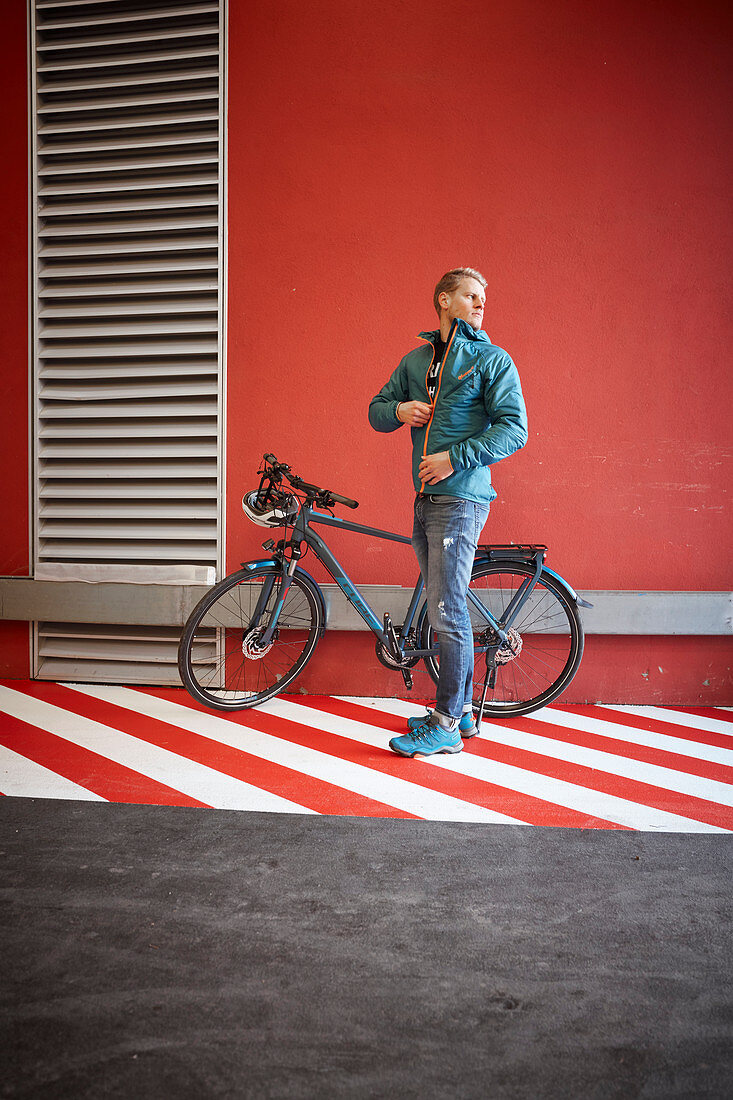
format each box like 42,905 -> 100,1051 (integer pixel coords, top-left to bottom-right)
178,454 -> 592,724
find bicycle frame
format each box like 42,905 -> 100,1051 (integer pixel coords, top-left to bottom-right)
245,503 -> 519,657
180,455 -> 592,715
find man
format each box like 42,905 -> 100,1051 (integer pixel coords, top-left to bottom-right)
368,267 -> 528,757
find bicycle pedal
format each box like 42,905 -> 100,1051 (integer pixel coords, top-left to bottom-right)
401,668 -> 413,691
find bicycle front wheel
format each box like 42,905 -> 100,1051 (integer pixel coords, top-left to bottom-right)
419,560 -> 584,717
178,565 -> 323,711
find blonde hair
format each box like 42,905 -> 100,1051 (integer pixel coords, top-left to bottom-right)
433,267 -> 487,318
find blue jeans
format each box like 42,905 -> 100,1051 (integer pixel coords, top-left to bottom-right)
412,494 -> 490,721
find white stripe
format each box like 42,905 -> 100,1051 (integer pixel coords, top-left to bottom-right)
348,699 -> 727,833
65,684 -> 528,825
526,706 -> 733,768
0,685 -> 314,816
0,742 -> 104,802
600,705 -> 733,738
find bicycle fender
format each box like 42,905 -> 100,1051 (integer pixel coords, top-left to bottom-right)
241,558 -> 278,571
541,566 -> 593,609
472,555 -> 593,609
240,559 -> 329,628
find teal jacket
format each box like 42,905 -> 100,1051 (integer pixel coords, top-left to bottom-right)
368,318 -> 528,506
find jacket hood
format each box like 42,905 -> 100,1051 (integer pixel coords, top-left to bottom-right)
417,319 -> 492,345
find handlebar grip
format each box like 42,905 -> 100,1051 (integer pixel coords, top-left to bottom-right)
329,491 -> 359,509
282,471 -> 358,509
263,452 -> 278,465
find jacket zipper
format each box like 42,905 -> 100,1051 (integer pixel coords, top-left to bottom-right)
419,319 -> 458,492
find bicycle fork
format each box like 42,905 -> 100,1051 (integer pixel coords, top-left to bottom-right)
251,555 -> 300,647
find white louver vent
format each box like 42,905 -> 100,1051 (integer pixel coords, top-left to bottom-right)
31,0 -> 225,684
32,0 -> 223,585
36,621 -> 184,685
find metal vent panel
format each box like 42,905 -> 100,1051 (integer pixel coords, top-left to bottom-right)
36,621 -> 182,685
31,0 -> 225,683
32,0 -> 224,583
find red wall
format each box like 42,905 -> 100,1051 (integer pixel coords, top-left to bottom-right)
227,0 -> 732,595
226,0 -> 731,702
0,1 -> 730,698
0,0 -> 30,675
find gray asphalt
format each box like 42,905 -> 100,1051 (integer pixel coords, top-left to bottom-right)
2,798 -> 731,1098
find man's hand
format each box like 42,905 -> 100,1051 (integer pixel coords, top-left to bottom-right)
397,400 -> 431,427
419,451 -> 454,485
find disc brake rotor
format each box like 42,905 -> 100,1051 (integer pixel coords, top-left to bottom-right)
242,628 -> 275,660
495,627 -> 522,665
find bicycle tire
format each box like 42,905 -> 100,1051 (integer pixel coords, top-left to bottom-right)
178,565 -> 323,711
418,559 -> 584,717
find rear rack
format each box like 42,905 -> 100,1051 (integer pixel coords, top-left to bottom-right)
478,544 -> 548,562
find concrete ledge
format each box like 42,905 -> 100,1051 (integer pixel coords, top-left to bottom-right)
1,578 -> 731,635
577,590 -> 732,637
323,587 -> 732,635
0,580 -> 209,628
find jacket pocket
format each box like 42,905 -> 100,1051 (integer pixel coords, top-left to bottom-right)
456,365 -> 477,382
439,364 -> 479,402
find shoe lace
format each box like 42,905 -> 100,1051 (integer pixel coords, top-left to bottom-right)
409,720 -> 434,744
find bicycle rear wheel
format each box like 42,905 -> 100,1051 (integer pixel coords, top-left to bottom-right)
178,565 -> 322,710
419,560 -> 584,717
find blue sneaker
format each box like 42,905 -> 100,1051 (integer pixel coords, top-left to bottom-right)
389,716 -> 462,757
407,710 -> 478,739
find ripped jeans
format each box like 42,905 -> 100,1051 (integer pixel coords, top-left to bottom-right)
412,493 -> 490,721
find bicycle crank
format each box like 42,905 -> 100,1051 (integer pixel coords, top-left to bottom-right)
375,620 -> 420,692
374,639 -> 420,671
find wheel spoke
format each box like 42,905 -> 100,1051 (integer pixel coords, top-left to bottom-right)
422,561 -> 583,716
179,567 -> 321,709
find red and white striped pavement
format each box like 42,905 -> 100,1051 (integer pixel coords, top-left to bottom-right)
0,679 -> 732,832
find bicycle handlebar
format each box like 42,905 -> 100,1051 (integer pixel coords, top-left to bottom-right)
292,477 -> 359,509
329,491 -> 360,510
259,454 -> 359,510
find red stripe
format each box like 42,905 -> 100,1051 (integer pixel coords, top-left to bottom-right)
0,711 -> 209,807
307,698 -> 733,830
278,695 -> 630,829
18,681 -> 414,820
571,704 -> 733,751
504,714 -> 733,786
